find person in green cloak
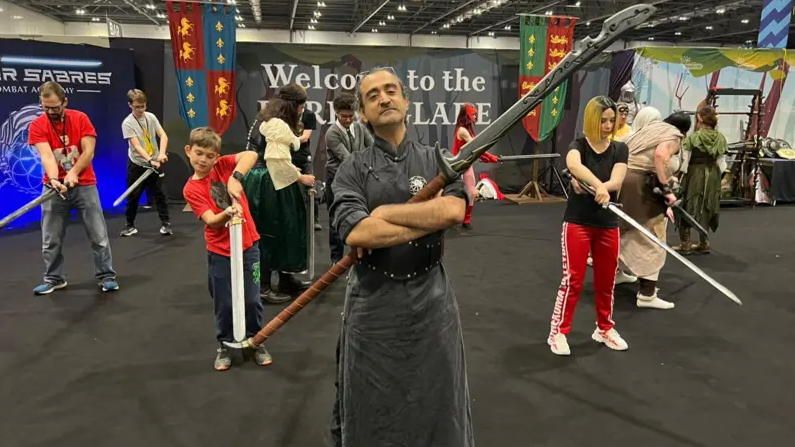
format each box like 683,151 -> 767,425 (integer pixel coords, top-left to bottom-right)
672,106 -> 727,255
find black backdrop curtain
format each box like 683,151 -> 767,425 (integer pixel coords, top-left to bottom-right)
109,38 -> 165,120
608,49 -> 635,102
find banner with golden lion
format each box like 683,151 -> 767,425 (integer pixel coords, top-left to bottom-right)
166,1 -> 237,135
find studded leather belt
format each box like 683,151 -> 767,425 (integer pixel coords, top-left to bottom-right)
359,232 -> 444,280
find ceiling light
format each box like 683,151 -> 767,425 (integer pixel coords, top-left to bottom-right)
431,30 -> 437,34
11,15 -> 23,20
679,16 -> 688,21
716,8 -> 725,14
705,25 -> 713,30
371,28 -> 379,32
227,0 -> 237,4
91,17 -> 101,22
575,1 -> 581,6
585,21 -> 590,26
317,1 -> 326,6
311,18 -> 318,23
741,19 -> 749,24
156,13 -> 165,19
504,25 -> 511,30
545,10 -> 553,16
487,31 -> 495,36
308,25 -> 315,30
648,37 -> 654,40
145,3 -> 155,9
675,31 -> 682,35
398,4 -> 407,12
314,11 -> 322,17
76,8 -> 86,15
388,14 -> 395,20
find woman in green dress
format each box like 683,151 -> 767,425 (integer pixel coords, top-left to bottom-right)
673,105 -> 727,255
243,84 -> 316,302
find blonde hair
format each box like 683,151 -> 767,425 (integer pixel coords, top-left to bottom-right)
127,89 -> 147,104
40,81 -> 66,101
189,126 -> 222,152
582,96 -> 617,142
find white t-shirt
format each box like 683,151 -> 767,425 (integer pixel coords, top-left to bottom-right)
121,112 -> 163,166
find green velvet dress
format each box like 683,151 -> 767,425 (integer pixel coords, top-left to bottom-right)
242,119 -> 308,274
677,128 -> 728,240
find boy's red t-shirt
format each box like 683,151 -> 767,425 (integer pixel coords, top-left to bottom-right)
182,155 -> 260,257
27,109 -> 99,186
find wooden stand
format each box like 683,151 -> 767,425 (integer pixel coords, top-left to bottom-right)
504,156 -> 566,205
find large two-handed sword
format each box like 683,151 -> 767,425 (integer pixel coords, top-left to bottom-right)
224,4 -> 660,350
563,170 -> 742,306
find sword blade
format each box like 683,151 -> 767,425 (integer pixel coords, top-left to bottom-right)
0,189 -> 59,230
607,204 -> 742,306
307,188 -> 316,280
673,204 -> 710,239
113,169 -> 155,207
499,154 -> 561,162
229,218 -> 247,342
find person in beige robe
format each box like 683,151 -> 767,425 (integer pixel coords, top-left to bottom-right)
617,109 -> 692,309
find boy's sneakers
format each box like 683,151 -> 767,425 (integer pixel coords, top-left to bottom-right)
33,281 -> 68,295
119,226 -> 138,237
214,345 -> 273,370
100,278 -> 120,292
215,347 -> 232,371
160,223 -> 173,235
254,345 -> 273,366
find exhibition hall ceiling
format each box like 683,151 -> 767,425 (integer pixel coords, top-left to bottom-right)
3,0 -> 781,46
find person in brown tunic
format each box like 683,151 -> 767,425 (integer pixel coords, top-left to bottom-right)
617,109 -> 691,310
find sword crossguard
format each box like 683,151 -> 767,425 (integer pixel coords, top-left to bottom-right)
147,161 -> 165,177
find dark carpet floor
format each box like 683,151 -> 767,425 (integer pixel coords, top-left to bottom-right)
0,201 -> 793,447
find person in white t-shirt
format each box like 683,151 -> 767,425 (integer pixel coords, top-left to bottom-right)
119,89 -> 172,237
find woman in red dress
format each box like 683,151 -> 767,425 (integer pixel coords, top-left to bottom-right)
452,103 -> 499,229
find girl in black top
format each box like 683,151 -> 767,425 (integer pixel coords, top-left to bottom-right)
548,96 -> 629,356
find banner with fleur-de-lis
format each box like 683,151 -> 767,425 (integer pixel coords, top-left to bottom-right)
166,1 -> 237,135
519,15 -> 577,142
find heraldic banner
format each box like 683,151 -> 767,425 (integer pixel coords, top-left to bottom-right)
166,1 -> 237,135
518,15 -> 577,143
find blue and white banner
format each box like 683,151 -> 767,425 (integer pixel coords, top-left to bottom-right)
0,39 -> 135,230
758,0 -> 794,48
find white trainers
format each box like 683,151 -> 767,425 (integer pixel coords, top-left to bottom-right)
548,333 -> 571,356
615,270 -> 638,284
592,328 -> 629,351
637,288 -> 675,310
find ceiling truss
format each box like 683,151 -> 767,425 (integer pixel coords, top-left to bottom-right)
1,0 -> 779,46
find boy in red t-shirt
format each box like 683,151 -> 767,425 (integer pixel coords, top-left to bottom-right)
27,81 -> 118,295
182,126 -> 271,371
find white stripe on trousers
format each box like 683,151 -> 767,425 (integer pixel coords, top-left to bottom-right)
549,222 -> 571,337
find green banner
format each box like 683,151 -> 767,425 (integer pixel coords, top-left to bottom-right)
636,47 -> 786,77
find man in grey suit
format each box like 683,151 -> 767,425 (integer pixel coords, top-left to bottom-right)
324,92 -> 374,264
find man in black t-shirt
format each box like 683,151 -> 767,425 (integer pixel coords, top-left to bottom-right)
292,109 -> 321,231
548,96 -> 630,357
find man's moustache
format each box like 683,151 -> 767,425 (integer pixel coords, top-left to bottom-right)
48,114 -> 62,121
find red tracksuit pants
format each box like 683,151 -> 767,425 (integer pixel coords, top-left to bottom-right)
549,222 -> 619,337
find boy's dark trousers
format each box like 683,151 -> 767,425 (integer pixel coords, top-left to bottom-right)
207,245 -> 264,343
125,161 -> 169,226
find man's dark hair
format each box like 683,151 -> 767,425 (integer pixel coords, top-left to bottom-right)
664,112 -> 692,135
333,93 -> 356,113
